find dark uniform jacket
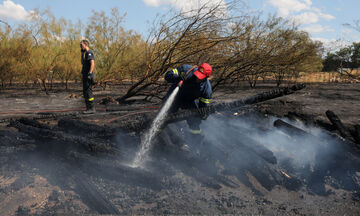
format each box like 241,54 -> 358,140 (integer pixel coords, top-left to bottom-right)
81,50 -> 95,75
164,64 -> 212,110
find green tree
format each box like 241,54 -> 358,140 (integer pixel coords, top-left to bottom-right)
322,52 -> 340,72
0,26 -> 33,87
323,42 -> 360,78
53,20 -> 82,89
211,15 -> 322,89
350,42 -> 360,69
85,8 -> 142,89
20,9 -> 66,92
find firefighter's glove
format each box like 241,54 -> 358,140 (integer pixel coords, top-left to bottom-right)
198,108 -> 208,120
88,74 -> 95,85
180,73 -> 188,81
87,73 -> 94,80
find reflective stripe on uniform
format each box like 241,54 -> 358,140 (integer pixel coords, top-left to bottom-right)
172,68 -> 179,76
200,98 -> 210,104
88,97 -> 94,101
189,129 -> 202,134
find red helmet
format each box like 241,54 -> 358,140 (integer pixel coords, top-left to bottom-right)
194,63 -> 212,80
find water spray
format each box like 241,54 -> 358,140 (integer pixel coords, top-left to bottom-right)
131,80 -> 183,167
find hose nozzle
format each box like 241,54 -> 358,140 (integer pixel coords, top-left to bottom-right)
178,80 -> 183,87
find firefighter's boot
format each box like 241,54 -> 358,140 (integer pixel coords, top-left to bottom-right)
83,105 -> 96,114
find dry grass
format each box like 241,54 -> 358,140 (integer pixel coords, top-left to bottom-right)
291,70 -> 360,83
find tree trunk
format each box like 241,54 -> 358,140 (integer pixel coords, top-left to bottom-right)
42,79 -> 49,94
273,119 -> 309,136
112,83 -> 306,131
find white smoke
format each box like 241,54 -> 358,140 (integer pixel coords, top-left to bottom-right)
201,112 -> 344,172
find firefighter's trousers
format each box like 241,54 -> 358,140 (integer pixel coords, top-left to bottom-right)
82,74 -> 94,109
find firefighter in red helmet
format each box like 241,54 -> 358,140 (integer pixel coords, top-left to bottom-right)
164,63 -> 213,151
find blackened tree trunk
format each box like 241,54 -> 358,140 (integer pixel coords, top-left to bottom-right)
113,83 -> 306,131
326,110 -> 353,141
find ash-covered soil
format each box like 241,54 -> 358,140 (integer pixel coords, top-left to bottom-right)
0,82 -> 359,215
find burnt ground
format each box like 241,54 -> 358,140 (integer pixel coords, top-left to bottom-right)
0,81 -> 359,215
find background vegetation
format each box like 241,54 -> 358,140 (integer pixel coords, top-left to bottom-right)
1,1 -> 355,101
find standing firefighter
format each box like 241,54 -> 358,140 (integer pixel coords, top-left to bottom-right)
164,63 -> 213,149
80,39 -> 96,114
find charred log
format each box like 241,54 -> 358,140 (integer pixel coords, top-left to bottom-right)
156,138 -> 223,189
273,119 -> 350,152
0,129 -> 36,154
57,118 -> 116,138
167,84 -> 306,124
239,139 -> 277,165
273,119 -> 360,195
285,112 -> 315,126
153,123 -> 301,192
273,119 -> 309,136
326,110 -> 353,141
157,123 -> 278,186
221,143 -> 302,193
0,112 -> 80,124
18,117 -> 52,129
152,127 -> 230,190
111,112 -> 154,132
221,125 -> 277,164
9,120 -> 60,140
8,120 -> 113,153
113,84 -> 306,131
0,130 -> 35,152
315,119 -> 336,132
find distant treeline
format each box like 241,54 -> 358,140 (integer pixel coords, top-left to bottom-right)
0,1 -> 324,100
323,42 -> 360,75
